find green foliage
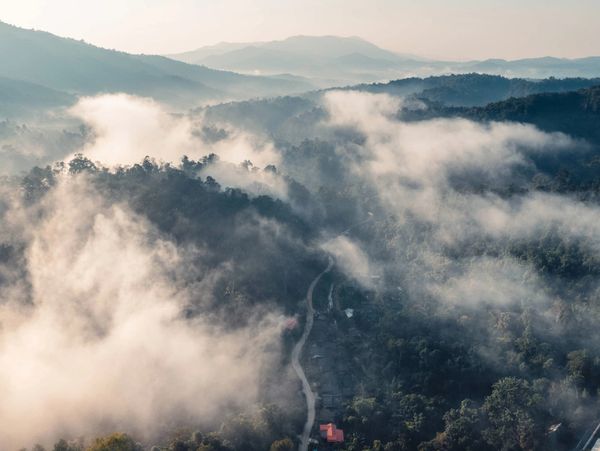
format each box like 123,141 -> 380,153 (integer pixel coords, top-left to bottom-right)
11,77 -> 600,451
361,74 -> 600,107
220,405 -> 294,451
466,86 -> 600,145
53,440 -> 83,451
85,433 -> 141,451
482,378 -> 545,451
423,400 -> 490,451
269,438 -> 294,451
68,154 -> 97,174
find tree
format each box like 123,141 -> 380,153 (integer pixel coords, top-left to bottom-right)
86,433 -> 141,451
54,440 -> 69,451
53,440 -> 83,451
168,440 -> 189,451
566,350 -> 591,390
482,378 -> 544,451
269,438 -> 294,451
68,154 -> 97,174
424,400 -> 491,451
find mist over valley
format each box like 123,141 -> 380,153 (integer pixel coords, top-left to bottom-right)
1,5 -> 600,451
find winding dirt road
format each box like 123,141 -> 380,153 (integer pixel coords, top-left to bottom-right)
292,256 -> 334,451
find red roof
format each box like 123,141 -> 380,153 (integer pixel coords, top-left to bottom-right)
319,423 -> 344,443
284,317 -> 299,330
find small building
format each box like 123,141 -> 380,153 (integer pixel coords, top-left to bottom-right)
284,317 -> 299,330
319,423 -> 344,443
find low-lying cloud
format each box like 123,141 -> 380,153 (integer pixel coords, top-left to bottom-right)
320,91 -> 596,310
0,177 -> 284,448
69,94 -> 286,197
428,256 -> 548,308
321,235 -> 378,289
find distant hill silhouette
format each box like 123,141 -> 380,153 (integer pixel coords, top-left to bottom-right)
350,73 -> 600,106
170,36 -> 600,85
461,86 -> 600,144
199,74 -> 600,139
0,76 -> 75,117
400,84 -> 600,145
0,21 -> 313,109
168,36 -> 428,86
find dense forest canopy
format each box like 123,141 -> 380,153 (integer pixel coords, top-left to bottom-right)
2,68 -> 600,451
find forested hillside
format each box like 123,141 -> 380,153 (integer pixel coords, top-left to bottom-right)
5,79 -> 600,450
197,74 -> 600,145
4,1 -> 600,450
403,85 -> 600,147
0,21 -> 312,109
351,74 -> 600,106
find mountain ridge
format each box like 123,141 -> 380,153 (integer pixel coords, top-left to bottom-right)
0,21 -> 314,108
169,35 -> 600,84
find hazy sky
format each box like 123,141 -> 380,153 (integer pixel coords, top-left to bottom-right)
1,0 -> 599,60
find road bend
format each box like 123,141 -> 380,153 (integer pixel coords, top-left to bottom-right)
292,256 -> 334,451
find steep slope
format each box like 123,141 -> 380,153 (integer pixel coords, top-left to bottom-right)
0,21 -> 312,108
169,36 -> 419,85
167,42 -> 254,64
170,35 -> 404,66
463,56 -> 600,78
461,85 -> 600,143
170,35 -> 600,84
352,74 -> 600,106
198,76 -> 600,153
259,35 -> 401,60
0,77 -> 75,117
402,85 -> 600,145
133,54 -> 314,98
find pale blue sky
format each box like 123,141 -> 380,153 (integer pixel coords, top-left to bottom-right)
1,0 -> 599,60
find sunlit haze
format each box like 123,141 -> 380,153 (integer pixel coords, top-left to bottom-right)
3,1 -> 600,450
2,0 -> 600,59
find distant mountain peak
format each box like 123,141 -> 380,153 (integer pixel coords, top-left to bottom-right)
167,35 -> 410,83
0,21 -> 316,108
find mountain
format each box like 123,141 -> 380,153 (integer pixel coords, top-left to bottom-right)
0,21 -> 314,109
170,36 -> 600,85
168,36 -> 423,86
260,35 -> 402,60
399,84 -> 600,147
0,76 -> 75,117
462,56 -> 600,78
198,75 -> 600,144
9,78 -> 600,451
352,74 -> 600,144
169,35 -> 404,64
132,54 -> 314,101
350,73 -> 600,106
461,85 -> 600,144
170,42 -> 256,64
